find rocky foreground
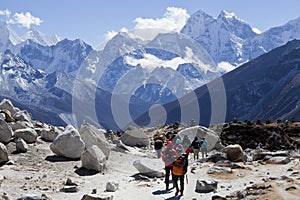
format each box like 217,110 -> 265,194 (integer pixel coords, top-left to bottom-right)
0,99 -> 299,200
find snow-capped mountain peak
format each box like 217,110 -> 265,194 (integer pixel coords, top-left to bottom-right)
181,9 -> 256,66
0,22 -> 16,50
218,10 -> 239,20
193,9 -> 214,20
22,29 -> 61,46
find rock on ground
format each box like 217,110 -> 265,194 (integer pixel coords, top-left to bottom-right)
9,121 -> 34,131
0,119 -> 13,143
14,128 -> 38,143
13,110 -> 32,122
106,181 -> 119,192
133,159 -> 164,178
178,126 -> 220,151
121,127 -> 150,147
223,144 -> 244,162
0,99 -> 19,115
50,125 -> 85,159
15,138 -> 28,153
0,142 -> 9,164
79,123 -> 111,159
38,127 -> 60,142
81,194 -> 113,200
196,179 -> 218,193
266,156 -> 291,164
81,145 -> 106,172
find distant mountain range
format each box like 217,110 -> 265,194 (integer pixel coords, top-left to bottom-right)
135,39 -> 300,126
181,10 -> 300,66
1,9 -> 300,130
0,21 -> 61,46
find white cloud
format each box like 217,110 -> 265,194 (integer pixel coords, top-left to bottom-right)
102,7 -> 190,43
104,30 -> 118,41
124,47 -> 213,73
0,9 -> 11,17
134,7 -> 189,32
8,12 -> 43,29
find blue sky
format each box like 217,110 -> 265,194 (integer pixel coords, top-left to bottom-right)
1,0 -> 300,47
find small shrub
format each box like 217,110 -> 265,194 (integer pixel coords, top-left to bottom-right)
265,119 -> 272,124
290,117 -> 296,123
256,119 -> 262,125
232,117 -> 238,123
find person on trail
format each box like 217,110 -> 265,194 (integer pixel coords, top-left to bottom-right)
165,131 -> 173,142
162,141 -> 176,190
154,137 -> 164,158
200,137 -> 209,159
191,136 -> 200,161
182,135 -> 191,152
172,147 -> 188,196
173,138 -> 184,154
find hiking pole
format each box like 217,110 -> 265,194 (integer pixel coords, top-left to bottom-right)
186,174 -> 188,185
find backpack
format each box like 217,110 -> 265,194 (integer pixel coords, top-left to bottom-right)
199,140 -> 204,147
154,140 -> 163,150
192,140 -> 200,149
172,155 -> 188,176
164,149 -> 174,164
183,138 -> 190,148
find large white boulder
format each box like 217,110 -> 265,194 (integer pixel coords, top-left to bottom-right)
0,119 -> 13,143
14,128 -> 38,143
223,144 -> 244,162
81,145 -> 106,172
178,126 -> 220,151
50,125 -> 85,159
38,127 -> 61,142
133,159 -> 164,178
0,142 -> 9,164
79,123 -> 110,159
121,127 -> 150,147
